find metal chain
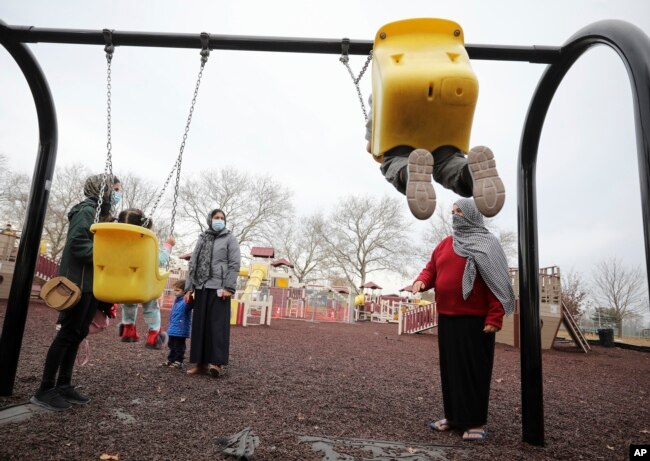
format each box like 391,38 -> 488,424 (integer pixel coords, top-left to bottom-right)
95,30 -> 115,224
339,39 -> 373,122
144,32 -> 211,236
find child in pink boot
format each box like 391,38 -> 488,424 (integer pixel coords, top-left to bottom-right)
116,208 -> 175,350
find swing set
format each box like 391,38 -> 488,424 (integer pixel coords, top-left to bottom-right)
91,31 -> 211,304
1,18 -> 649,448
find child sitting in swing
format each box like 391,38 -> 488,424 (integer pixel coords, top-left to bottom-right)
116,208 -> 176,349
365,95 -> 505,221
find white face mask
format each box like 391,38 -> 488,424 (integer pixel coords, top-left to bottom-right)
211,219 -> 225,232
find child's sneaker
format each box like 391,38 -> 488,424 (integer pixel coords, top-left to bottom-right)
170,361 -> 183,369
406,149 -> 436,220
161,360 -> 172,367
468,146 -> 505,217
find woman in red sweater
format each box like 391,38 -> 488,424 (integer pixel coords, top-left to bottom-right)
412,198 -> 514,441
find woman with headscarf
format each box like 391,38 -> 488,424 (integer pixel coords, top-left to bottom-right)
31,173 -> 121,411
185,209 -> 241,377
412,198 -> 514,441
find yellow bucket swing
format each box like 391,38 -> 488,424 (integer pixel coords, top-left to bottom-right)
342,18 -> 478,163
91,31 -> 211,304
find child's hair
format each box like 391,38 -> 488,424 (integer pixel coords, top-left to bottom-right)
174,279 -> 186,290
117,208 -> 152,229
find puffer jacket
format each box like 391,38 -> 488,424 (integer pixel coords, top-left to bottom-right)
167,295 -> 192,337
186,230 -> 241,292
58,198 -> 99,293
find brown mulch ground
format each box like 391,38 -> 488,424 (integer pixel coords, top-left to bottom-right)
0,300 -> 648,461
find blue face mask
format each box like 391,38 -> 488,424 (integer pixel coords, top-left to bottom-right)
211,219 -> 225,232
111,191 -> 122,206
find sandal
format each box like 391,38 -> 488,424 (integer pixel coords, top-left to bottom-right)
430,418 -> 451,432
462,427 -> 488,441
208,364 -> 222,378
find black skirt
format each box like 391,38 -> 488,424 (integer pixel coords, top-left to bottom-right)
189,289 -> 231,366
438,314 -> 495,429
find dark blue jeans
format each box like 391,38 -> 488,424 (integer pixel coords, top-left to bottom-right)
167,335 -> 187,363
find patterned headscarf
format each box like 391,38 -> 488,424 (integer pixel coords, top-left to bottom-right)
188,209 -> 227,287
83,173 -> 120,200
83,174 -> 120,220
452,198 -> 515,315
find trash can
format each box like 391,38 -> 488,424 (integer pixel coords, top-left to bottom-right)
597,328 -> 615,348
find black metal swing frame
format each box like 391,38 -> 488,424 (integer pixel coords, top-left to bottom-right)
0,19 -> 649,447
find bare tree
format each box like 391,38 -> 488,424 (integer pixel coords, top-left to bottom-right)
0,153 -> 7,192
271,213 -> 329,284
0,170 -> 32,231
115,171 -> 175,239
420,202 -> 517,265
591,257 -> 648,337
561,269 -> 590,321
178,167 -> 294,253
43,164 -> 91,260
319,195 -> 415,293
118,171 -> 162,214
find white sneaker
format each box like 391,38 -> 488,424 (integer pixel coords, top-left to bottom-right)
406,149 -> 436,220
468,146 -> 505,217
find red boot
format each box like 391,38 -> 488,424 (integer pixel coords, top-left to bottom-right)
145,329 -> 168,350
120,323 -> 140,342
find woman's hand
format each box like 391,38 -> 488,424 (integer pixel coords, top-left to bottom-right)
483,324 -> 500,333
184,290 -> 194,304
221,289 -> 234,299
411,281 -> 425,293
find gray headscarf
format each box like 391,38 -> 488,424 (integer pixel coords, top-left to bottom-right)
188,208 -> 227,287
452,199 -> 515,316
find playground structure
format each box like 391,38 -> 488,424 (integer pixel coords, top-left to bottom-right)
495,266 -> 587,353
0,19 -> 647,449
0,232 -> 58,299
0,233 -> 18,299
497,266 -> 562,350
353,281 -> 383,321
230,247 -> 352,326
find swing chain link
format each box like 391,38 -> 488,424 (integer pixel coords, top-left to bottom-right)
145,32 -> 211,240
339,38 -> 373,122
96,29 -> 115,224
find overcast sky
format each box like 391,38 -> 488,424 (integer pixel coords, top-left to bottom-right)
1,0 -> 649,299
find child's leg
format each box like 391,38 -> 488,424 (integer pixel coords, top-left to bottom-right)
143,299 -> 168,349
121,304 -> 138,325
142,299 -> 161,332
381,146 -> 436,220
167,336 -> 177,363
379,146 -> 412,194
119,304 -> 140,341
432,146 -> 473,197
169,337 -> 186,364
178,337 -> 187,363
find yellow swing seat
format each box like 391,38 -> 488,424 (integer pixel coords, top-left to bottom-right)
90,223 -> 170,304
370,18 -> 479,162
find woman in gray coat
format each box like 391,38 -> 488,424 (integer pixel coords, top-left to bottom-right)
185,209 -> 241,377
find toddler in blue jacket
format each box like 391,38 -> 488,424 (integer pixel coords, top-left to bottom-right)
162,279 -> 193,369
